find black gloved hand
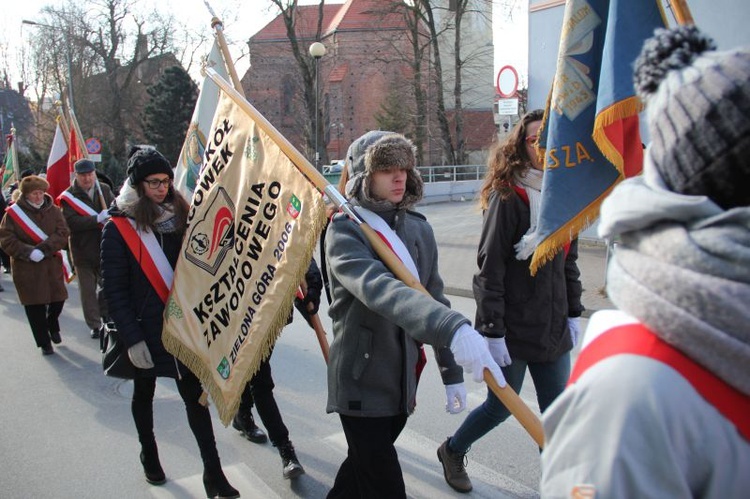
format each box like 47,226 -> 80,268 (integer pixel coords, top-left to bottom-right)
294,286 -> 320,327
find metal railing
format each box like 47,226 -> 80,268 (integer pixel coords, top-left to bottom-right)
417,164 -> 486,182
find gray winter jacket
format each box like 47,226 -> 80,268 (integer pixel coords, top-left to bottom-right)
325,208 -> 468,417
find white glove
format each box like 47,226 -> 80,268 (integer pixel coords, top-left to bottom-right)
444,383 -> 467,414
127,340 -> 154,369
97,210 -> 111,223
450,324 -> 506,386
568,317 -> 581,348
486,337 -> 512,367
29,249 -> 44,262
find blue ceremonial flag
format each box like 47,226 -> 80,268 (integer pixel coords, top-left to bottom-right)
518,0 -> 667,274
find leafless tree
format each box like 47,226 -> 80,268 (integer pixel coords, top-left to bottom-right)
26,0 -> 176,166
267,0 -> 328,167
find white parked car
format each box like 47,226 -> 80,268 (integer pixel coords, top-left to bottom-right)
323,160 -> 345,174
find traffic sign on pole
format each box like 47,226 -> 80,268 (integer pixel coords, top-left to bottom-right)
85,137 -> 102,155
496,65 -> 519,98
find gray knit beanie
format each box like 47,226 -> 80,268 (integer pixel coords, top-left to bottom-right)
633,25 -> 750,210
344,131 -> 423,209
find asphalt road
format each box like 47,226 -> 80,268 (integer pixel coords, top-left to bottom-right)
0,201 -> 609,498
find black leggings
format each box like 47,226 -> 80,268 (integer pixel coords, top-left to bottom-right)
131,370 -> 220,467
239,355 -> 290,446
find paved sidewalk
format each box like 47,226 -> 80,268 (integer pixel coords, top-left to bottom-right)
416,200 -> 614,316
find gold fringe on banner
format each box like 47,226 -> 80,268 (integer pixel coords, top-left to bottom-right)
528,182 -> 618,276
162,201 -> 327,426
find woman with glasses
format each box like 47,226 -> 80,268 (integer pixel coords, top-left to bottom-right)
101,145 -> 239,498
436,110 -> 584,493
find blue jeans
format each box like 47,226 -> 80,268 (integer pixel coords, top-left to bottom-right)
449,352 -> 571,454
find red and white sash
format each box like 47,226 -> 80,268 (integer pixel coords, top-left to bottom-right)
6,203 -> 74,282
356,207 -> 420,279
571,312 -> 750,441
58,191 -> 98,217
110,217 -> 173,304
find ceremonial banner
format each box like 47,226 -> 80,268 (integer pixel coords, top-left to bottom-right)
518,0 -> 666,274
46,123 -> 70,200
174,40 -> 230,200
2,132 -> 17,191
163,91 -> 327,425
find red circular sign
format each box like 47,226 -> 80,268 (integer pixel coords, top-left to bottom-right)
496,65 -> 519,98
85,137 -> 102,155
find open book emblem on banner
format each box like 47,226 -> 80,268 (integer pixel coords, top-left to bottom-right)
185,187 -> 235,274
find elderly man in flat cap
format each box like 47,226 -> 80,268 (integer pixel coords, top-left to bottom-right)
59,159 -> 115,339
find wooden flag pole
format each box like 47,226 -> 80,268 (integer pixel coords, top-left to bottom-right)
311,314 -> 329,364
671,0 -> 694,26
204,68 -> 545,448
210,17 -> 245,95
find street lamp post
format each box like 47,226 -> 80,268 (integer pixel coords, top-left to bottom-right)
308,41 -> 326,171
22,19 -> 75,112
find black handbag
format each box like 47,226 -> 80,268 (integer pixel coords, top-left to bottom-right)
101,322 -> 136,379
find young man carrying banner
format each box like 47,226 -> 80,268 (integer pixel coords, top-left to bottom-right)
324,131 -> 505,499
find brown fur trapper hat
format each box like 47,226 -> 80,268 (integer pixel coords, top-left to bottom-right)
19,175 -> 50,195
344,131 -> 423,209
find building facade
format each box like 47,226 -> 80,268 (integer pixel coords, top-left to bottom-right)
244,0 -> 496,167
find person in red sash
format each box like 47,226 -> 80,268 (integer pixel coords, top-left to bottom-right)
60,159 -> 115,340
101,146 -> 239,498
437,110 -> 584,493
324,131 -> 505,499
0,175 -> 69,355
541,26 -> 750,497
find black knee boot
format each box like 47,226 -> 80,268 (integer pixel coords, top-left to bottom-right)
202,460 -> 240,499
140,441 -> 166,485
132,378 -> 164,485
179,376 -> 239,498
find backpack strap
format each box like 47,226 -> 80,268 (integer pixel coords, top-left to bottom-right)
570,322 -> 750,441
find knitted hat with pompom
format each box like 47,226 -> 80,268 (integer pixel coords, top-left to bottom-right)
634,25 -> 750,209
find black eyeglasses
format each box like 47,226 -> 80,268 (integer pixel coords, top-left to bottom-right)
144,178 -> 172,189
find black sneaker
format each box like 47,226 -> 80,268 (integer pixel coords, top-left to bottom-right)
50,331 -> 62,344
232,412 -> 268,444
437,438 -> 472,493
41,345 -> 55,356
278,441 -> 305,479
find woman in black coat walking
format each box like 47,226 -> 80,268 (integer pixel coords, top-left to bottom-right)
101,146 -> 239,498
